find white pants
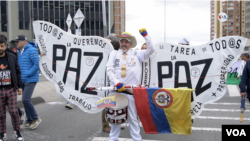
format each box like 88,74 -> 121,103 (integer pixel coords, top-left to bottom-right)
109,94 -> 142,141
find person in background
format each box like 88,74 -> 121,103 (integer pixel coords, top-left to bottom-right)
237,53 -> 249,80
239,53 -> 250,103
179,38 -> 189,45
0,34 -> 25,125
0,37 -> 24,141
102,33 -> 125,133
141,43 -> 147,50
12,35 -> 42,129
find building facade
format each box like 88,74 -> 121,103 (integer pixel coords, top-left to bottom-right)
245,1 -> 250,37
0,0 -> 125,49
210,0 -> 242,40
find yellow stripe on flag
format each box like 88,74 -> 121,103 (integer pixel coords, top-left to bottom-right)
163,88 -> 194,135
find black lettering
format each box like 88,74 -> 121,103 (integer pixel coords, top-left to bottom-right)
180,47 -> 184,54
52,45 -> 66,73
94,39 -> 98,45
222,40 -> 227,49
191,48 -> 196,55
81,52 -> 103,95
48,25 -> 52,33
174,62 -> 193,99
191,58 -> 213,101
43,24 -> 48,31
102,43 -> 106,48
63,48 -> 82,91
186,48 -> 190,55
57,32 -> 63,40
209,43 -> 214,52
157,62 -> 173,88
236,39 -> 241,49
215,41 -> 220,50
82,39 -> 85,46
73,38 -> 77,44
40,23 -> 43,30
91,38 -> 94,45
175,47 -> 179,53
228,55 -> 234,59
99,40 -> 103,47
171,45 -> 174,52
78,39 -> 81,45
86,39 -> 90,45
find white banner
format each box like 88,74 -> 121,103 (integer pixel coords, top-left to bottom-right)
33,21 -> 248,117
33,21 -> 113,113
141,37 -> 247,118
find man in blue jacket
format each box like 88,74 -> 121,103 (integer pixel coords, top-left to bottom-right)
13,35 -> 42,129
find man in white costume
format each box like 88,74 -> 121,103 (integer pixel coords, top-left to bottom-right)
106,28 -> 155,141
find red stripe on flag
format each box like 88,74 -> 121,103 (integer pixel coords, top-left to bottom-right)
133,88 -> 158,133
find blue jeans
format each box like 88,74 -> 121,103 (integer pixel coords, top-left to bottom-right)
22,82 -> 38,123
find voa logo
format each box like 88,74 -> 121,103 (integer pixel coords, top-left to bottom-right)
218,12 -> 227,22
226,129 -> 246,136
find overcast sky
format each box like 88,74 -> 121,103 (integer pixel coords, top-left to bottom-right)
125,0 -> 211,49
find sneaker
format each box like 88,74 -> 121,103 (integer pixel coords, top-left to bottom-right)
19,111 -> 25,125
29,117 -> 42,129
65,104 -> 73,109
14,130 -> 24,141
0,133 -> 7,141
20,121 -> 31,129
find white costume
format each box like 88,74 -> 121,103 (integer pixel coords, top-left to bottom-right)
106,35 -> 155,141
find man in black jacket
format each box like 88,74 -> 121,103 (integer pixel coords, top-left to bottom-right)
0,34 -> 25,125
0,37 -> 24,141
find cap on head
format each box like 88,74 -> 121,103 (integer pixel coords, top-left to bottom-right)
116,32 -> 137,48
12,35 -> 27,42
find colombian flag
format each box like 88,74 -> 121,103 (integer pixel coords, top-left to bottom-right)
133,88 -> 194,135
97,95 -> 116,108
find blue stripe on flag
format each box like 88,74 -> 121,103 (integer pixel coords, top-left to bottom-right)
147,88 -> 172,133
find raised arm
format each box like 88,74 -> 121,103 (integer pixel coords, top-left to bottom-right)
137,28 -> 155,61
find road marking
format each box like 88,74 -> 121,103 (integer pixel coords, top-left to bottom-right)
191,127 -> 221,132
209,103 -> 250,106
46,102 -> 65,105
91,137 -> 164,141
203,108 -> 250,112
197,116 -> 250,121
120,123 -> 222,132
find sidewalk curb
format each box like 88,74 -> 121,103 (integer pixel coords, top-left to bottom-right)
17,96 -> 46,108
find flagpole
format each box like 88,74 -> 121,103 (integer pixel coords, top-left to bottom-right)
164,0 -> 166,42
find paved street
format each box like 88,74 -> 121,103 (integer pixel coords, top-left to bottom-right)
3,75 -> 250,141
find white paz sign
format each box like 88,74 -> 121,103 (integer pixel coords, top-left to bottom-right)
141,37 -> 247,118
33,21 -> 113,113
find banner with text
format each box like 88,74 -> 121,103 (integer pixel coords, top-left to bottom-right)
141,37 -> 247,118
33,21 -> 114,113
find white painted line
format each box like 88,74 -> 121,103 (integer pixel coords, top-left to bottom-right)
197,116 -> 250,121
209,103 -> 250,106
191,127 -> 221,132
120,123 -> 222,132
203,108 -> 250,112
46,102 -> 65,105
227,85 -> 240,97
91,137 -> 164,141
